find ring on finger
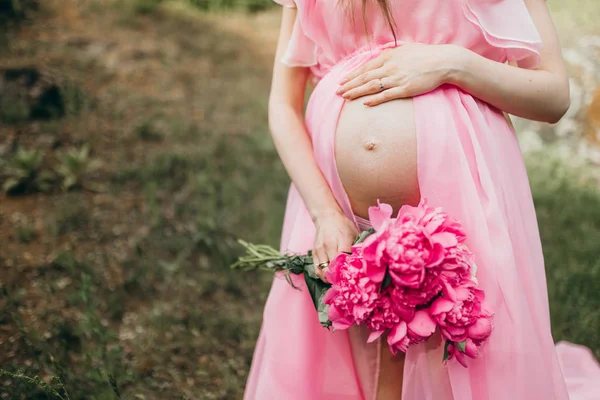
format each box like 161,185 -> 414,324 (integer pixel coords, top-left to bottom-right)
379,78 -> 385,91
317,261 -> 329,270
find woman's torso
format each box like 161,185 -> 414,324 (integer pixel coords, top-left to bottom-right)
283,0 -> 544,218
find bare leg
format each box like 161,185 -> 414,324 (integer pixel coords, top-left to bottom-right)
348,326 -> 404,400
376,335 -> 405,400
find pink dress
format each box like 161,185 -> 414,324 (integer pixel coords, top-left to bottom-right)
244,0 -> 600,399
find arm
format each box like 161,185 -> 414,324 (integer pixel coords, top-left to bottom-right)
447,0 -> 570,124
269,8 -> 341,223
337,0 -> 570,124
269,9 -> 358,277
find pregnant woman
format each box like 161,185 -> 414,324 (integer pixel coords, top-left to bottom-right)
244,0 -> 600,399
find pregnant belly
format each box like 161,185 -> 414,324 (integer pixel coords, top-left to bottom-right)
334,94 -> 421,219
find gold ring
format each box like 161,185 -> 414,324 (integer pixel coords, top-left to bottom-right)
317,261 -> 329,270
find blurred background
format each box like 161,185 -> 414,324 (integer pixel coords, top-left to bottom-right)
0,0 -> 598,398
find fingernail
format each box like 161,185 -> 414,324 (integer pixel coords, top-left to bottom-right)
342,93 -> 350,99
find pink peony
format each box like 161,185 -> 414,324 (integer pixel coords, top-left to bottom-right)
430,280 -> 493,343
386,310 -> 437,355
318,198 -> 492,364
445,338 -> 485,368
447,339 -> 480,368
416,198 -> 466,245
364,295 -> 402,343
323,253 -> 380,330
361,202 -> 445,289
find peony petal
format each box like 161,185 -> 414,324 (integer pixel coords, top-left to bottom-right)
387,321 -> 408,346
467,317 -> 493,340
431,297 -> 455,315
367,329 -> 385,343
365,262 -> 386,283
431,231 -> 458,248
322,287 -> 339,305
464,338 -> 480,358
454,286 -> 472,302
395,304 -> 416,321
408,310 -> 437,337
425,218 -> 445,235
399,202 -> 427,222
454,347 -> 469,368
427,242 -> 445,267
389,269 -> 425,288
327,304 -> 344,321
442,282 -> 458,302
332,319 -> 354,330
443,326 -> 467,342
480,301 -> 494,318
473,287 -> 485,303
368,200 -> 393,232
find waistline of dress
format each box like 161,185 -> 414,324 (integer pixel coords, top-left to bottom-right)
312,39 -> 406,87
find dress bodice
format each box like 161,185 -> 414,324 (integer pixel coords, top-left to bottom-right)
273,0 -> 543,81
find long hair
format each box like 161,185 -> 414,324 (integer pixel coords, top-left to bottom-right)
342,0 -> 398,44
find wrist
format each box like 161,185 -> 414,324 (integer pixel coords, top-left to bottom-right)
442,44 -> 473,87
310,206 -> 343,224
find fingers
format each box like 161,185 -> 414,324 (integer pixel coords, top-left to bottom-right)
363,86 -> 408,106
324,239 -> 339,267
341,76 -> 392,101
339,56 -> 385,86
312,242 -> 329,282
337,233 -> 353,255
336,66 -> 388,98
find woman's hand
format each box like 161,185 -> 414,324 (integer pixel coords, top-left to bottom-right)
312,210 -> 359,282
335,43 -> 465,107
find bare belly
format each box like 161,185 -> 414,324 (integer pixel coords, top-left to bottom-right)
335,93 -> 421,219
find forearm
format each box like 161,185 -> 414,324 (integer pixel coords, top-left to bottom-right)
447,48 -> 570,123
268,101 -> 343,222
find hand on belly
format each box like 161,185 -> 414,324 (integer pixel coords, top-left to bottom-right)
334,94 -> 421,218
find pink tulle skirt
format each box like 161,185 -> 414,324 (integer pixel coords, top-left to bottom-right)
244,42 -> 600,400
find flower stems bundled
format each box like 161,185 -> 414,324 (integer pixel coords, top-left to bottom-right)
231,198 -> 494,367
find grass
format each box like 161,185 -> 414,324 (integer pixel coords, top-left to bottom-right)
0,0 -> 598,399
527,151 -> 600,356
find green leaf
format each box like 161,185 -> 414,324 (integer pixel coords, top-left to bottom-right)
317,290 -> 332,329
62,175 -> 78,191
457,340 -> 466,353
381,268 -> 392,291
304,261 -> 319,280
353,228 -> 376,245
2,178 -> 21,194
443,340 -> 451,362
303,270 -> 331,312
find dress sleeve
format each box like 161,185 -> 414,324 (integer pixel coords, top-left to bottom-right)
462,0 -> 543,69
273,0 -> 319,67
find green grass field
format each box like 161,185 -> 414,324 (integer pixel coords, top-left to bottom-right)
0,1 -> 599,399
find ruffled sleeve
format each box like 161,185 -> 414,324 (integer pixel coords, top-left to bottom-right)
272,0 -> 319,68
462,0 -> 543,69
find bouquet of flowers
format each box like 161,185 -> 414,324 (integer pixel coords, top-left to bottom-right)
231,198 -> 493,367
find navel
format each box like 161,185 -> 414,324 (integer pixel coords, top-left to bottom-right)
364,139 -> 377,151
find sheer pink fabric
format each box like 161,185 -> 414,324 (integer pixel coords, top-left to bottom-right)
244,0 -> 600,399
